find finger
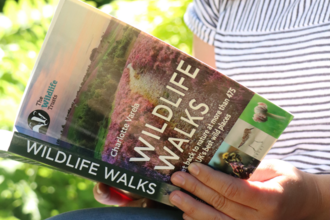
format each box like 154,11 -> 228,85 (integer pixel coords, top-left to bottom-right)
171,172 -> 257,220
93,183 -> 130,206
170,190 -> 233,220
188,163 -> 263,207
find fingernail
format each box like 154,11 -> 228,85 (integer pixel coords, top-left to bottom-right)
96,183 -> 109,198
172,174 -> 185,186
96,183 -> 102,194
188,163 -> 199,175
142,200 -> 147,208
170,194 -> 182,205
183,214 -> 194,220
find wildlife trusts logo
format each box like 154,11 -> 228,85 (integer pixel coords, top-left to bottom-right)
27,110 -> 50,134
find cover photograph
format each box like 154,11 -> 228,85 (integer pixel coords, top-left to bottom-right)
8,0 -> 293,206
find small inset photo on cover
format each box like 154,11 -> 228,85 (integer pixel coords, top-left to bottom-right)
239,94 -> 294,138
224,119 -> 277,160
208,142 -> 260,179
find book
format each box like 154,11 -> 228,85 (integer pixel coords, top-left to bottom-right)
0,0 -> 293,206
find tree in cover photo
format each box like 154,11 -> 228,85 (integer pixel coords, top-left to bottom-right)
58,19 -> 140,157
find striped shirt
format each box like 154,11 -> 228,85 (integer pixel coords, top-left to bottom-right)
184,0 -> 330,174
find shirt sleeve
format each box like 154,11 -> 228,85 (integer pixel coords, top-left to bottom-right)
184,0 -> 221,45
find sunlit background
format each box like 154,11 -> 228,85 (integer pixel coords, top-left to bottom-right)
0,0 -> 192,219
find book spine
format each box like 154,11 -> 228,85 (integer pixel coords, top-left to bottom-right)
8,132 -> 180,206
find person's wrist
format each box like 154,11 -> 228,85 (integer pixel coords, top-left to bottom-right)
312,174 -> 330,220
300,172 -> 330,220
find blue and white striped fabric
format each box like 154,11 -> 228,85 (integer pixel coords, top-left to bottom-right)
185,0 -> 330,174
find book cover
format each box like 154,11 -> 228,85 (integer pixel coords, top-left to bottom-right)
2,0 -> 293,206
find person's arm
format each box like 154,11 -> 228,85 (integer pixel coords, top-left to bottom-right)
314,173 -> 330,219
193,34 -> 216,69
169,160 -> 330,220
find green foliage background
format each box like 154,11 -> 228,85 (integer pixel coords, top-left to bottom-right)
0,0 -> 192,219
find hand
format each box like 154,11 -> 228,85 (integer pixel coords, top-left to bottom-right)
169,159 -> 330,220
93,183 -> 154,208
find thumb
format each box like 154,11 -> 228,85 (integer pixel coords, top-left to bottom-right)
93,183 -> 132,206
249,159 -> 289,182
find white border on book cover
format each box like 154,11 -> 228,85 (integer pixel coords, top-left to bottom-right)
12,0 -> 66,132
0,130 -> 14,151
